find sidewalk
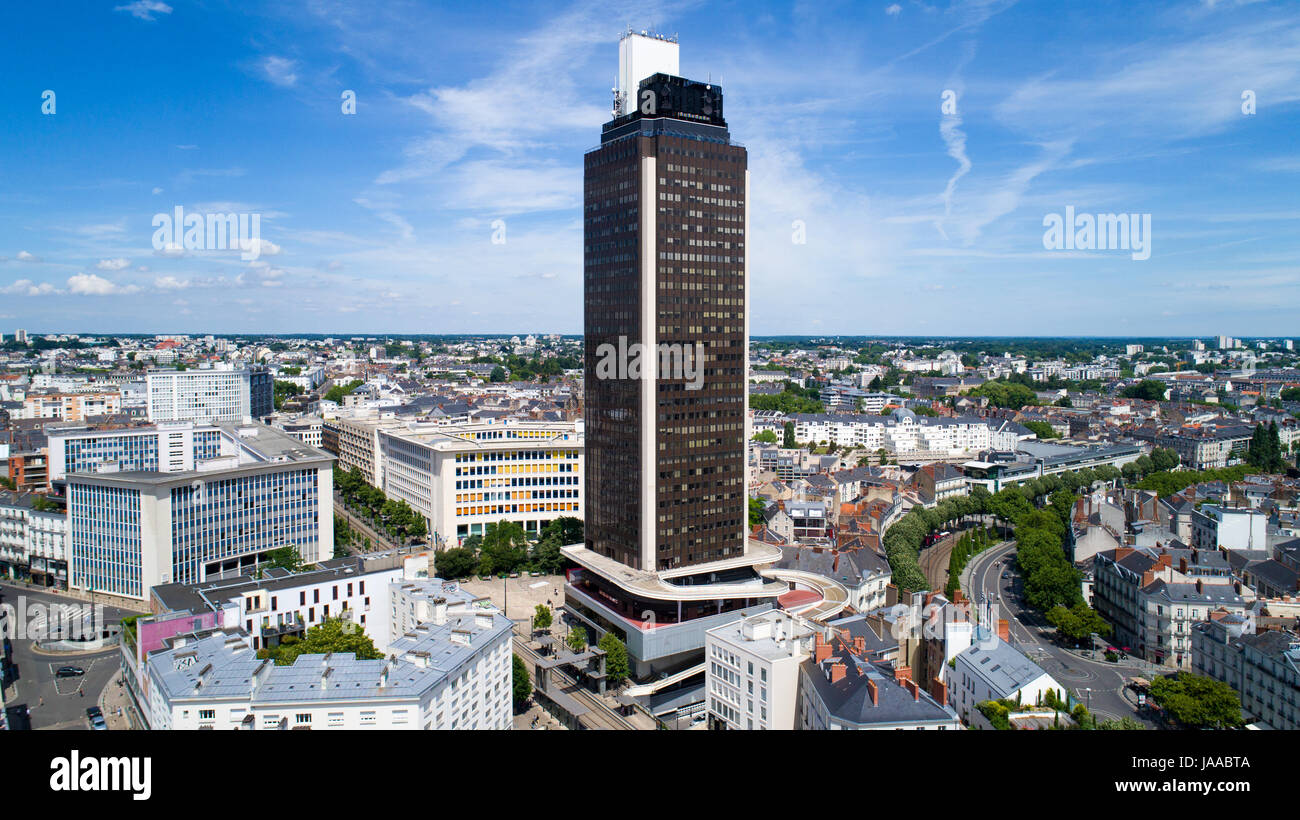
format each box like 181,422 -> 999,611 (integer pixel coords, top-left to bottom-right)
98,668 -> 139,730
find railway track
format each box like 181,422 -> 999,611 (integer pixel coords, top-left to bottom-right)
513,637 -> 635,730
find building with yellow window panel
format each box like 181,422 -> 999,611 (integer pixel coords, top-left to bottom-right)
378,420 -> 583,548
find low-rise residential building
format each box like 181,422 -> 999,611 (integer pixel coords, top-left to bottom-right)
950,624 -> 1065,727
1191,505 -> 1268,552
1093,545 -> 1253,668
797,625 -> 961,730
0,490 -> 67,586
1193,612 -> 1300,730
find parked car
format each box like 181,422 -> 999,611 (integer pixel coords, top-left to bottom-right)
86,706 -> 107,730
56,666 -> 85,678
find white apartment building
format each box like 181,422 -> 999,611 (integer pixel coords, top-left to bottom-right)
705,610 -> 817,730
277,417 -> 324,449
142,604 -> 513,730
0,491 -> 68,586
146,366 -> 271,423
788,410 -> 1022,456
148,554 -> 414,654
950,630 -> 1065,726
379,419 -> 583,546
1191,505 -> 1268,552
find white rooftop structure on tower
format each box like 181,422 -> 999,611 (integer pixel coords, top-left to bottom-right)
616,28 -> 679,116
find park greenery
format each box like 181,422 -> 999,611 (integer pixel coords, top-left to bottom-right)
256,617 -> 384,666
273,379 -> 304,410
434,516 -> 580,579
1119,379 -> 1169,401
1021,420 -> 1061,440
1246,421 -> 1287,472
1147,672 -> 1243,729
324,379 -> 364,404
748,384 -> 825,414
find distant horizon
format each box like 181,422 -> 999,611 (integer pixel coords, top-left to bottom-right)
4,329 -> 1289,343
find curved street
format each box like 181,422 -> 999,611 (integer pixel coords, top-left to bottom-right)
962,541 -> 1157,727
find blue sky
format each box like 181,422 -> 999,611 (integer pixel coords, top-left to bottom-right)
2,0 -> 1298,336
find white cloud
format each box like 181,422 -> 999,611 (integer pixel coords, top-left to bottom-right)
67,273 -> 140,296
885,4 -> 902,16
262,56 -> 299,88
96,257 -> 130,271
154,276 -> 189,290
114,1 -> 172,21
16,250 -> 41,263
2,279 -> 57,296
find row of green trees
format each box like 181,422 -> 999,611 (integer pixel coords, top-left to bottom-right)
435,517 -> 581,579
945,525 -> 997,598
1134,464 -> 1252,497
333,466 -> 427,544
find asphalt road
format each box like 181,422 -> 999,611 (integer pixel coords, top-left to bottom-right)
1,582 -> 135,731
964,542 -> 1157,727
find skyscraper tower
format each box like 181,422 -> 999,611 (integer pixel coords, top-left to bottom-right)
565,31 -> 784,680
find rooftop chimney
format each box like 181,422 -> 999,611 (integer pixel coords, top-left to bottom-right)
829,662 -> 846,683
904,678 -> 920,701
894,665 -> 913,684
929,677 -> 948,706
814,633 -> 832,663
866,678 -> 879,706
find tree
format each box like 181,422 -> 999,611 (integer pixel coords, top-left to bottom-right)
782,422 -> 796,449
1148,673 -> 1243,729
752,429 -> 778,444
533,604 -> 553,631
598,632 -> 630,686
478,520 -> 529,576
1046,603 -> 1112,643
567,625 -> 588,652
436,546 -> 479,579
1120,380 -> 1168,401
273,380 -> 304,410
257,617 -> 383,666
539,516 -> 583,546
749,497 -> 766,528
1022,420 -> 1060,440
1247,422 -> 1285,472
512,653 -> 533,711
489,365 -> 507,383
264,545 -> 304,573
323,379 -> 363,404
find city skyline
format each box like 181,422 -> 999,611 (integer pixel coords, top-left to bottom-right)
4,0 -> 1299,336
